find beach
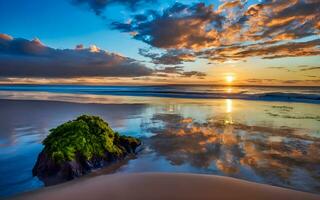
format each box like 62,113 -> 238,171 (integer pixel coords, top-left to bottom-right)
0,86 -> 320,198
2,0 -> 320,198
11,173 -> 320,200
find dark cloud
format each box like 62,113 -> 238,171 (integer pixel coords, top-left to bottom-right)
299,66 -> 320,71
75,44 -> 84,50
181,71 -> 206,78
0,34 -> 207,80
245,79 -> 263,83
266,65 -> 320,73
71,0 -> 156,16
304,75 -> 319,78
282,80 -> 301,84
244,0 -> 320,41
0,34 -> 153,78
266,66 -> 292,72
282,79 -> 320,84
199,38 -> 320,63
139,48 -> 195,65
244,78 -> 320,85
112,1 -> 320,63
0,77 -> 11,82
245,78 -> 277,83
155,66 -> 184,74
112,2 -> 224,49
154,66 -> 206,79
267,67 -> 285,69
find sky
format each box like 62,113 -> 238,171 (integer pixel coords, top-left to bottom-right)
0,0 -> 319,86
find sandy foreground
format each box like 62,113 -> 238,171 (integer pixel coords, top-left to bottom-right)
11,173 -> 319,200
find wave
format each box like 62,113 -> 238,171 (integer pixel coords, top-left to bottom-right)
0,85 -> 319,104
96,91 -> 320,103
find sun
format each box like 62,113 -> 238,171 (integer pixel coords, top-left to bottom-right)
226,75 -> 234,84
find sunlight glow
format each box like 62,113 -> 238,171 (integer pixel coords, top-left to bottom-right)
226,75 -> 234,84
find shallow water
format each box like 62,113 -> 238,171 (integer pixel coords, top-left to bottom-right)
0,95 -> 319,197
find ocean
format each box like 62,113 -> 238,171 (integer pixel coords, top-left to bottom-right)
0,85 -> 319,103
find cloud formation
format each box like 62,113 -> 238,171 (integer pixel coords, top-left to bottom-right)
112,0 -> 320,63
154,66 -> 206,79
155,66 -> 184,74
298,66 -> 320,71
0,34 -> 153,78
139,49 -> 195,65
181,71 -> 206,78
199,38 -> 320,62
0,34 -> 207,81
113,2 -> 224,50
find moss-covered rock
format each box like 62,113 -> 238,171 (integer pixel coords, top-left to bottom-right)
32,115 -> 141,185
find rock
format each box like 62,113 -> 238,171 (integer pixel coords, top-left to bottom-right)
32,115 -> 141,185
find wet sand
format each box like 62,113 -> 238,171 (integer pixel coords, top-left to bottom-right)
1,99 -> 320,197
11,173 -> 320,200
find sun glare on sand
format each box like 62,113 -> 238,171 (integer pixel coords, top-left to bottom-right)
225,75 -> 234,84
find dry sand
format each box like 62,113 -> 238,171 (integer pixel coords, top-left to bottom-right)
11,173 -> 320,200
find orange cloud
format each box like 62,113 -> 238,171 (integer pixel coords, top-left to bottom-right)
113,1 -> 320,63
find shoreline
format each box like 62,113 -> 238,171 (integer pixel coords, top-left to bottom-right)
0,91 -> 320,105
0,84 -> 320,105
11,173 -> 320,200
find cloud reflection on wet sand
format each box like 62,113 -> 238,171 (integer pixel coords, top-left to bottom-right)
145,113 -> 320,192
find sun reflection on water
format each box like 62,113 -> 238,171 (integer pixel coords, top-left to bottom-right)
225,99 -> 233,124
226,99 -> 233,113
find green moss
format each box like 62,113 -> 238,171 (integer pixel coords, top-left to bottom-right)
43,115 -> 139,163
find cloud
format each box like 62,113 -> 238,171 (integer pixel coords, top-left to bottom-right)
154,66 -> 206,79
244,78 -> 320,85
112,1 -> 320,63
305,75 -> 318,78
199,38 -> 320,62
0,33 -> 207,81
155,66 -> 184,74
266,66 -> 293,72
0,33 -> 13,41
71,0 -> 156,16
139,48 -> 195,65
112,2 -> 224,50
245,78 -> 278,83
298,66 -> 320,71
244,0 -> 320,41
267,67 -> 286,69
75,44 -> 84,50
181,71 -> 206,78
281,79 -> 320,84
265,65 -> 320,73
0,34 -> 153,78
218,0 -> 245,11
152,66 -> 207,80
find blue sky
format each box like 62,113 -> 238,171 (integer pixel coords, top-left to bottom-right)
0,0 -> 259,56
0,0 -> 319,85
